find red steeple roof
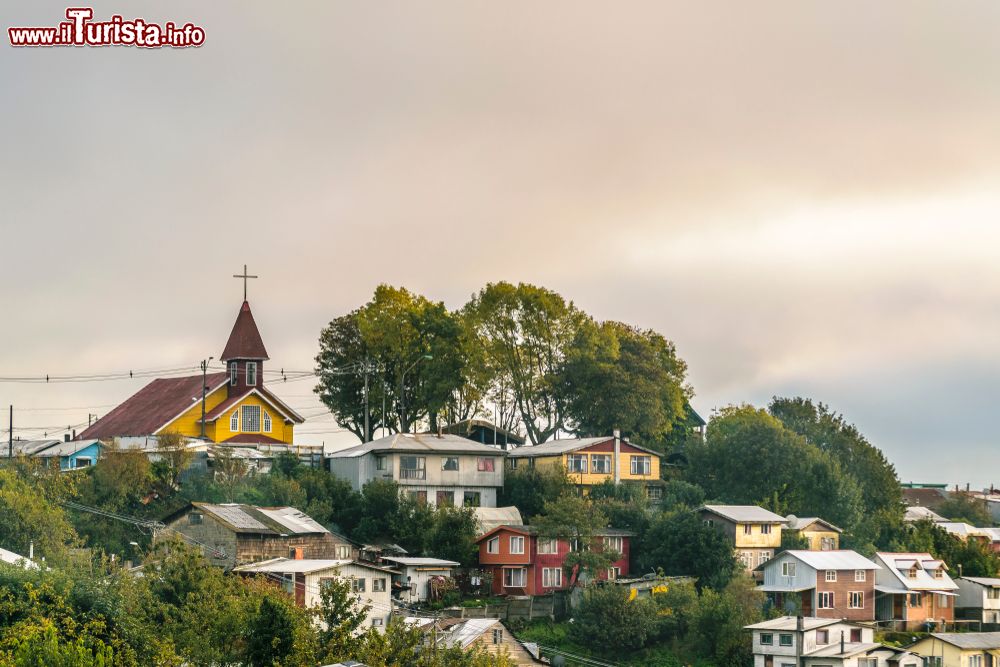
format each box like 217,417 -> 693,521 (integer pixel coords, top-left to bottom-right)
221,301 -> 269,361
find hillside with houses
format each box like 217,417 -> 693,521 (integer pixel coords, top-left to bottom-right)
3,285 -> 1000,667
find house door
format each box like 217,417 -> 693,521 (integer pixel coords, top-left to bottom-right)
764,656 -> 773,667
801,592 -> 813,616
295,573 -> 306,607
986,653 -> 994,667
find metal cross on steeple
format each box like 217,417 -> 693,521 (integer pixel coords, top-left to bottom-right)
233,264 -> 258,301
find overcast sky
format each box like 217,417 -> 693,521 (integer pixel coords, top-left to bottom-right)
3,1 -> 1000,486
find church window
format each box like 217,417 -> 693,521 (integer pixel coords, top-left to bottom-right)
263,412 -> 272,433
230,362 -> 238,386
230,411 -> 239,432
247,362 -> 257,386
242,405 -> 261,432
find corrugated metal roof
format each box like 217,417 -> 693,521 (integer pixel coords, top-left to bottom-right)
9,439 -> 62,456
781,550 -> 879,571
744,616 -> 843,631
784,516 -> 843,533
200,504 -> 272,532
327,432 -> 508,458
700,505 -> 787,523
220,300 -> 269,361
32,439 -> 100,458
807,642 -> 883,658
473,506 -> 523,535
447,618 -> 501,649
234,557 -> 394,575
381,556 -> 459,567
257,507 -> 329,535
904,505 -> 945,522
928,632 -> 1000,649
961,576 -> 1000,587
506,436 -> 662,458
0,547 -> 39,570
876,552 -> 959,591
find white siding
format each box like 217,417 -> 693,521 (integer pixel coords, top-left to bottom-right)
304,563 -> 392,631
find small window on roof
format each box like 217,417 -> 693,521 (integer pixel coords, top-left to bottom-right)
190,513 -> 203,525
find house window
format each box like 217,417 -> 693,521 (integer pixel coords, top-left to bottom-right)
855,569 -> 866,582
821,537 -> 836,550
704,519 -> 715,528
969,658 -> 983,667
190,512 -> 203,525
375,455 -> 387,471
477,457 -> 496,472
761,524 -> 772,535
740,551 -> 754,568
816,629 -> 829,644
510,536 -> 525,555
591,454 -> 612,474
503,568 -> 526,588
825,570 -> 837,582
743,524 -> 753,535
373,578 -> 386,592
604,536 -> 623,553
241,405 -> 261,433
567,454 -> 588,473
570,538 -> 586,553
538,538 -> 558,554
937,594 -> 949,608
989,587 -> 1000,600
778,634 -> 793,647
850,628 -> 862,642
859,659 -> 877,667
442,457 -> 459,471
436,490 -> 454,507
758,551 -> 773,566
630,455 -> 651,476
246,362 -> 257,386
263,411 -> 272,433
607,567 -> 621,580
75,457 -> 92,468
922,659 -> 942,667
542,567 -> 562,588
372,618 -> 384,627
818,592 -> 834,609
352,578 -> 366,593
932,568 -> 944,579
486,537 -> 499,554
908,567 -> 919,579
230,362 -> 238,386
760,633 -> 773,645
508,458 -> 519,469
849,591 -> 864,608
230,411 -> 239,432
909,592 -> 922,607
647,486 -> 662,501
336,545 -> 352,559
407,490 -> 427,504
492,628 -> 503,644
782,561 -> 796,577
463,491 -> 481,507
399,456 -> 426,480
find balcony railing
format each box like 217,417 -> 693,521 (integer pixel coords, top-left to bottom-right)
399,468 -> 426,480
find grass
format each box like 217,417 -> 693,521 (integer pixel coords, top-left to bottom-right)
515,620 -> 695,667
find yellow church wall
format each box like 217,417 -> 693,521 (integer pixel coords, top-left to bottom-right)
211,393 -> 294,444
157,385 -> 230,439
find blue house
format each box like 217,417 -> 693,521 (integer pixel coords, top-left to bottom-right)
10,438 -> 102,470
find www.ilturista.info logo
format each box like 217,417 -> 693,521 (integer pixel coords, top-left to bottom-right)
8,8 -> 205,48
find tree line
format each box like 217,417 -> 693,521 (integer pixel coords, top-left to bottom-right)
315,282 -> 691,447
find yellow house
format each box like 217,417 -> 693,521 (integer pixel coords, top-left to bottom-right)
77,299 -> 304,445
784,515 -> 842,551
506,435 -> 663,500
697,505 -> 786,571
908,632 -> 1000,667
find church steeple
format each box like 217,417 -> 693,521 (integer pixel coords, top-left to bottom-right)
222,300 -> 269,395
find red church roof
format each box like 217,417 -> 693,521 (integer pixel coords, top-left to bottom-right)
221,301 -> 269,361
77,372 -> 229,440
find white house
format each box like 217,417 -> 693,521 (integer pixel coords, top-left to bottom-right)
326,433 -> 505,508
745,616 -> 916,667
233,558 -> 396,630
955,577 -> 1000,624
381,556 -> 460,604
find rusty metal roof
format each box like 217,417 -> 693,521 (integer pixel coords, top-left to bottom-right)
221,301 -> 269,361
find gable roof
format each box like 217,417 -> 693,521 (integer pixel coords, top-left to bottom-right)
201,386 -> 305,424
328,432 -> 507,458
745,616 -> 847,631
785,516 -> 843,533
475,523 -> 634,543
925,632 -> 1000,649
699,505 -> 787,524
875,552 -> 959,591
904,505 -> 946,522
30,439 -> 101,458
959,576 -> 1000,587
233,557 -> 395,575
77,373 -> 228,440
761,550 -> 877,572
167,502 -> 337,537
506,436 -> 661,458
221,301 -> 269,361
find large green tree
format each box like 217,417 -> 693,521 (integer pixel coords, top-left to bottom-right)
638,510 -> 740,591
559,320 -> 689,446
498,464 -> 575,521
768,397 -> 903,549
316,286 -> 466,438
463,282 -> 590,444
685,405 -> 864,535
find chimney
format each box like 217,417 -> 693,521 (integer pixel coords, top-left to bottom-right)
613,429 -> 621,485
840,630 -> 844,653
795,615 -> 804,667
71,429 -> 76,440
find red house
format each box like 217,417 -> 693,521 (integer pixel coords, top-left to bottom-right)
476,524 -> 632,596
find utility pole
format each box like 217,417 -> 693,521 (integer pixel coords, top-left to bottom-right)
200,357 -> 213,439
8,405 -> 12,458
363,359 -> 370,443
